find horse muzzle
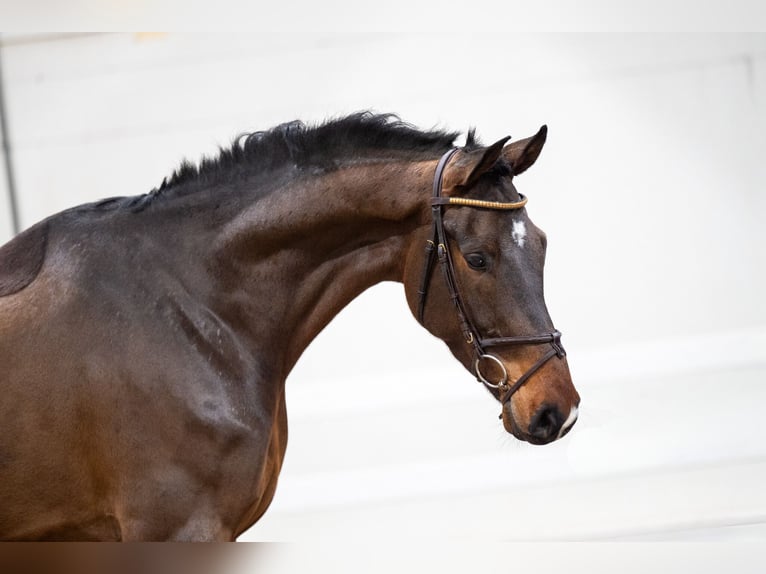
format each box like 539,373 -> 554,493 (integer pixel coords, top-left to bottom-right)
502,402 -> 579,445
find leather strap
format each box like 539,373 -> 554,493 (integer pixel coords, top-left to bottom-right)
499,347 -> 559,404
481,330 -> 566,355
417,148 -> 459,326
416,239 -> 437,323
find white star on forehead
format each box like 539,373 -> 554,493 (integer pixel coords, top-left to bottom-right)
511,220 -> 527,248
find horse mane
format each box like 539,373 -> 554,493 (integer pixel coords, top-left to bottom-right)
158,112 -> 480,193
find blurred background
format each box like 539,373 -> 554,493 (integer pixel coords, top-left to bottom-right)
0,33 -> 764,542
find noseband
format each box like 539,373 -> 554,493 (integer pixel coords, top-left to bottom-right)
417,148 -> 566,406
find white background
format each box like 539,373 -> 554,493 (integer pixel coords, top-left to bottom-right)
0,32 -> 765,549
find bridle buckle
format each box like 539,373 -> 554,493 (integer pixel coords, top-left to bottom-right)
551,330 -> 566,358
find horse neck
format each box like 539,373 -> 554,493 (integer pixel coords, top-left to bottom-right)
212,159 -> 433,375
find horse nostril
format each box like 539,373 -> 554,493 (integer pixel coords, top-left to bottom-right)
528,405 -> 564,443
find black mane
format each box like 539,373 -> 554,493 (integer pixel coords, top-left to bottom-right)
159,112 -> 477,192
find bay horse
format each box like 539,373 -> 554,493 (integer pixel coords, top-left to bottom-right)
0,113 -> 580,540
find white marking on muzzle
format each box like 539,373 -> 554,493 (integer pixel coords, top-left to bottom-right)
511,220 -> 527,248
557,406 -> 579,439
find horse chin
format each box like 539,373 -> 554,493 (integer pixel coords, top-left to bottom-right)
500,408 -> 526,441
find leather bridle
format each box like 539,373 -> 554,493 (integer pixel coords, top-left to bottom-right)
417,148 -> 566,406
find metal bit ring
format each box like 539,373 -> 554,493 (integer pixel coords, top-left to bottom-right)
475,354 -> 508,389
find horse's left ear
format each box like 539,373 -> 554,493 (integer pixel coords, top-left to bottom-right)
445,136 -> 510,191
502,125 -> 547,175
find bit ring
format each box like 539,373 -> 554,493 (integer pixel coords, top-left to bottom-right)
475,354 -> 508,389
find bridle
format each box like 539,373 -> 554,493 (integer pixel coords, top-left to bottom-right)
417,147 -> 566,406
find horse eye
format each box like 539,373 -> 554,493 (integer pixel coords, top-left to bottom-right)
465,253 -> 487,270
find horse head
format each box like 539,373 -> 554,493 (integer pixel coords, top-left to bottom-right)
404,126 -> 580,445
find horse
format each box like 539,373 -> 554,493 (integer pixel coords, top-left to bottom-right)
0,113 -> 580,540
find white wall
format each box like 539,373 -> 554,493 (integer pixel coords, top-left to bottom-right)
1,33 -> 765,542
0,160 -> 11,245
0,80 -> 12,244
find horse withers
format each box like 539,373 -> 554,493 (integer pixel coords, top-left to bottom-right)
0,114 -> 579,540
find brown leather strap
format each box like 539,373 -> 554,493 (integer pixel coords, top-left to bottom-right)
499,347 -> 559,404
481,330 -> 566,357
416,239 -> 437,324
417,148 -> 459,326
430,149 -> 485,355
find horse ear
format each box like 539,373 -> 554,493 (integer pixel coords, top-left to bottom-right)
502,125 -> 547,175
445,136 -> 510,192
